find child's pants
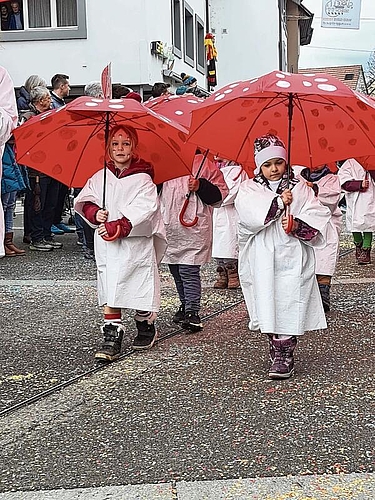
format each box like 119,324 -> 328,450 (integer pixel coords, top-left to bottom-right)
352,232 -> 373,249
168,264 -> 201,312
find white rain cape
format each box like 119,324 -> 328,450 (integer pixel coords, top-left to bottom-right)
338,159 -> 375,232
212,164 -> 248,260
160,154 -> 228,265
235,179 -> 330,335
75,170 -> 167,311
0,67 -> 18,257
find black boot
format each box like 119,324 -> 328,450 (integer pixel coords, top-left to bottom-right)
133,319 -> 157,350
172,303 -> 185,324
318,284 -> 331,312
95,323 -> 124,362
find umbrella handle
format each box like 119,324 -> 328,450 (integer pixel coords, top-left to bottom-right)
102,224 -> 121,241
284,206 -> 294,234
179,196 -> 199,227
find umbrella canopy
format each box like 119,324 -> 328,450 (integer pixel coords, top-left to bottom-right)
188,70 -> 375,174
145,94 -> 205,129
13,97 -> 193,187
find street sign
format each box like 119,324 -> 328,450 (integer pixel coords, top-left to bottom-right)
321,0 -> 362,29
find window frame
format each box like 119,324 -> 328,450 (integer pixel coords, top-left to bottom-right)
0,0 -> 86,41
183,1 -> 194,67
195,13 -> 205,74
171,0 -> 182,58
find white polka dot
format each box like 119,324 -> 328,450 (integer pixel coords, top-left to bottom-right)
314,78 -> 328,82
187,99 -> 200,104
91,99 -> 104,103
229,83 -> 239,88
108,104 -> 125,109
303,81 -> 313,87
85,102 -> 99,107
108,99 -> 122,103
302,73 -> 316,77
224,89 -> 233,94
276,81 -> 291,88
317,84 -> 337,92
249,79 -> 258,84
175,110 -> 184,115
276,73 -> 286,78
215,94 -> 225,101
242,87 -> 250,92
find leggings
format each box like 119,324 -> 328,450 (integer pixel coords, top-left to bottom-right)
352,232 -> 373,249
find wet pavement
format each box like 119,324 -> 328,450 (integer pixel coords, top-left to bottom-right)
0,218 -> 374,498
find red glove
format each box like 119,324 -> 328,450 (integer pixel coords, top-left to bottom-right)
104,217 -> 132,238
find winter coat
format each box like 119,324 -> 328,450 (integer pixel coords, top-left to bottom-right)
17,86 -> 30,111
1,142 -> 29,194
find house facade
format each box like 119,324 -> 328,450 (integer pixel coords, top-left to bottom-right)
0,0 -> 313,96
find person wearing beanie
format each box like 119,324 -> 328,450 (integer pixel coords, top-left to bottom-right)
176,73 -> 206,97
234,134 -> 331,379
124,91 -> 142,103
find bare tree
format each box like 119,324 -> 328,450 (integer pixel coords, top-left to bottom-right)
365,49 -> 375,95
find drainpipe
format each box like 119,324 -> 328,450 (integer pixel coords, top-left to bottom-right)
278,0 -> 283,71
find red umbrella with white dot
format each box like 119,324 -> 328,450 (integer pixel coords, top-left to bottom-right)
188,70 -> 375,172
188,70 -> 375,232
13,96 -> 194,188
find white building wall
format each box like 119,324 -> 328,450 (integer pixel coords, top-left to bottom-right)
210,0 -> 281,89
0,0 -> 207,89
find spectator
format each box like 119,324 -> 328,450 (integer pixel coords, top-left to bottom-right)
112,84 -> 131,99
151,82 -> 171,99
50,73 -> 70,109
1,4 -> 10,31
84,81 -> 103,99
50,73 -> 75,235
8,1 -> 23,30
17,74 -> 47,111
19,86 -> 62,252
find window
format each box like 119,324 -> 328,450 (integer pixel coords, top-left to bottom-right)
344,73 -> 354,81
195,14 -> 205,74
172,0 -> 182,57
0,0 -> 86,41
184,2 -> 194,66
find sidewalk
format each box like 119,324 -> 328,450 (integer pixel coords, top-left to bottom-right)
0,229 -> 374,499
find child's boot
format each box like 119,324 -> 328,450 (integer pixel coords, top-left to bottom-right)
358,247 -> 371,265
355,242 -> 362,263
269,336 -> 297,379
172,303 -> 185,324
133,312 -> 157,350
95,323 -> 125,361
213,266 -> 228,289
182,311 -> 203,333
226,262 -> 240,289
318,284 -> 331,312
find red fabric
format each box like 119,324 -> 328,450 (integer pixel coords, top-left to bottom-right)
82,202 -> 100,224
13,96 -> 193,187
107,158 -> 154,180
188,71 -> 375,177
104,312 -> 121,321
105,217 -> 132,238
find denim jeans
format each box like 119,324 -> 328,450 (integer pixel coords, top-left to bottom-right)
1,191 -> 17,233
168,264 -> 201,312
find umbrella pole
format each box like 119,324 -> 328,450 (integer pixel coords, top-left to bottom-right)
179,149 -> 210,227
102,112 -> 110,209
285,93 -> 294,234
101,112 -> 121,242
